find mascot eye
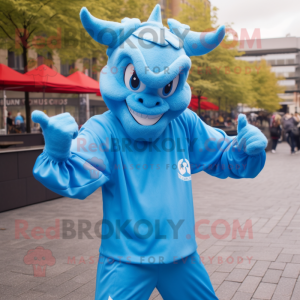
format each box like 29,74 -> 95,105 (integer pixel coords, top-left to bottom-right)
158,75 -> 179,98
124,63 -> 146,92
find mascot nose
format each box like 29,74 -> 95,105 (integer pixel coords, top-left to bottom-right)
135,94 -> 163,108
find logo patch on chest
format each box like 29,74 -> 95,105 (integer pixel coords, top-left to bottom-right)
177,159 -> 191,181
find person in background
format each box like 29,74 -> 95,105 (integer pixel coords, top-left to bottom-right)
6,112 -> 13,134
283,113 -> 299,155
213,114 -> 219,126
295,113 -> 300,152
218,113 -> 224,125
270,114 -> 282,153
257,112 -> 263,127
15,112 -> 24,125
225,116 -> 232,127
199,111 -> 206,123
204,112 -> 211,125
15,112 -> 25,133
249,112 -> 258,126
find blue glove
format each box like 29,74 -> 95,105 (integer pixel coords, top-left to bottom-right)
32,111 -> 78,161
236,114 -> 267,156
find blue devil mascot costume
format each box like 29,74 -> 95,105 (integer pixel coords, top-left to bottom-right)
32,4 -> 267,299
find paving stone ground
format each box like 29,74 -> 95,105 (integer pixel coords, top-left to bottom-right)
1,142 -> 300,299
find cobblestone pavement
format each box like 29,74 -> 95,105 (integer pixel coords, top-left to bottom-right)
0,142 -> 300,300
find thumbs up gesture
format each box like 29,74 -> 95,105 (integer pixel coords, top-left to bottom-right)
32,111 -> 78,161
236,114 -> 267,156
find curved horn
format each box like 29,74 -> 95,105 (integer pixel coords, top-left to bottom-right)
168,19 -> 225,56
80,7 -> 141,49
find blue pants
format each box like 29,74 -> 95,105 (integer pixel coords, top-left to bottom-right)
95,252 -> 218,300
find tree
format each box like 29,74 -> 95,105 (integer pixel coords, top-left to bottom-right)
175,0 -> 249,114
250,60 -> 284,111
0,0 -> 156,132
176,0 -> 283,114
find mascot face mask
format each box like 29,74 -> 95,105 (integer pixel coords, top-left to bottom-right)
80,4 -> 225,141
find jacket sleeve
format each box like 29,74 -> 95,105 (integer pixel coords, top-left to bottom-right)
187,110 -> 266,179
33,120 -> 114,199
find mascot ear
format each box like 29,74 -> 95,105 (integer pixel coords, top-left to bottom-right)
80,7 -> 141,49
168,19 -> 225,57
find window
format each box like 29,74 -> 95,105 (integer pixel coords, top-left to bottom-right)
90,105 -> 108,117
286,59 -> 296,65
271,66 -> 296,78
37,52 -> 52,67
236,56 -> 260,62
278,79 -> 296,86
8,51 -> 24,73
61,61 -> 75,76
278,79 -> 297,91
92,58 -> 98,80
267,59 -> 275,65
83,58 -> 91,77
83,58 -> 98,80
264,53 -> 297,66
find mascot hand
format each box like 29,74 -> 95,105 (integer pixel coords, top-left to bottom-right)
236,114 -> 267,156
32,111 -> 78,160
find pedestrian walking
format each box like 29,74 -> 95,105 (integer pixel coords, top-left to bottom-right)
248,112 -> 258,126
270,114 -> 281,153
283,113 -> 300,154
6,112 -> 13,134
295,113 -> 300,152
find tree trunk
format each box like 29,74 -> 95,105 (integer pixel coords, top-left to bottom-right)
218,97 -> 221,112
22,45 -> 31,133
197,92 -> 202,117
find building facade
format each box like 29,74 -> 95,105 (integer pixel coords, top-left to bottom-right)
236,37 -> 300,113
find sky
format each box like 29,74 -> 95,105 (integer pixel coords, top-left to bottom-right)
210,0 -> 300,39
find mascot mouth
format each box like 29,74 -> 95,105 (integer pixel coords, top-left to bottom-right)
127,104 -> 164,126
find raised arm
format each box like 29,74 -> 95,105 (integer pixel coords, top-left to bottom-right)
32,111 -> 113,199
188,111 -> 267,179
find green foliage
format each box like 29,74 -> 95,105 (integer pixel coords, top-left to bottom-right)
0,0 -> 156,69
176,0 -> 283,112
250,60 -> 283,111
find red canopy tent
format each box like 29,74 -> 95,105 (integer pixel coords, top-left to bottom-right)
0,64 -> 32,88
67,71 -> 101,119
67,71 -> 100,94
0,64 -> 98,93
189,95 -> 219,111
0,64 -> 101,133
23,66 -> 103,123
201,101 -> 219,111
23,64 -> 80,93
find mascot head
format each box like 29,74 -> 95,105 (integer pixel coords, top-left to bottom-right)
80,4 -> 225,141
